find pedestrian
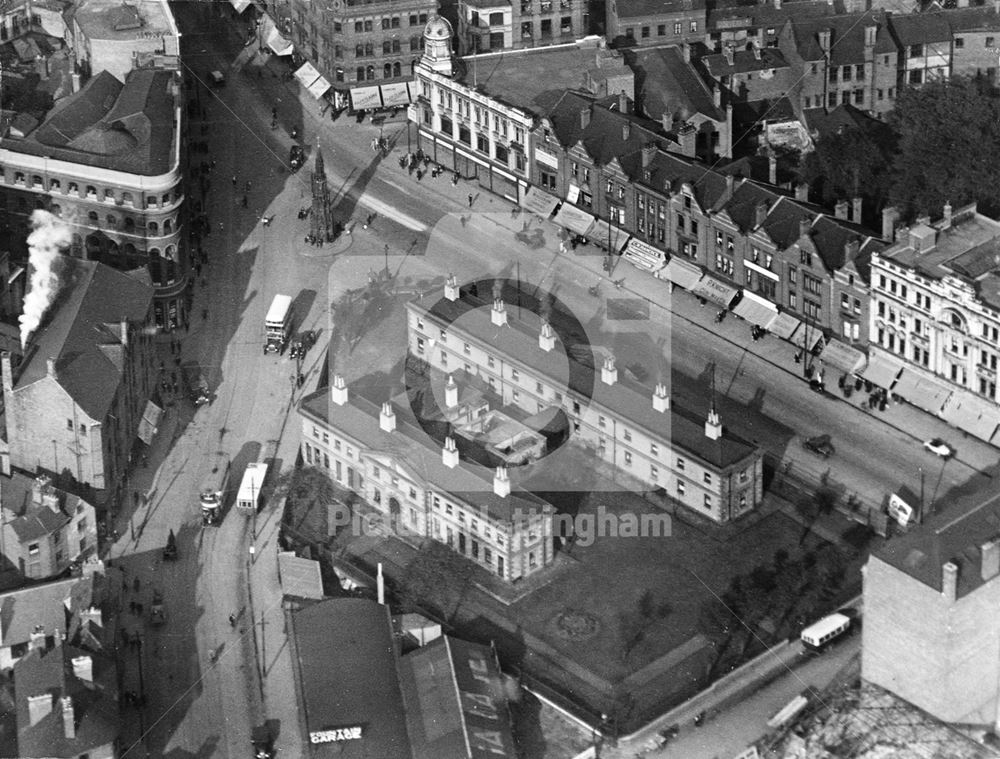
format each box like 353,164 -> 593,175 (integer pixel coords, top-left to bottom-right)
133,490 -> 139,506
229,613 -> 236,627
468,193 -> 474,207
231,175 -> 237,187
460,215 -> 467,228
242,194 -> 248,208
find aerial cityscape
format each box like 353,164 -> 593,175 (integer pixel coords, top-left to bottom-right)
0,0 -> 999,754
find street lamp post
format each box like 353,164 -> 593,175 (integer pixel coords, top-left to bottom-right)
383,244 -> 390,279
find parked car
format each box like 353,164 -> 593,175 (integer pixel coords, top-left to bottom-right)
803,434 -> 835,458
210,70 -> 225,87
289,329 -> 316,359
289,144 -> 305,172
923,438 -> 954,458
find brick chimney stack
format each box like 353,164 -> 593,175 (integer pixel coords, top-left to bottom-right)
444,274 -> 459,301
834,199 -> 849,220
795,183 -> 809,201
62,697 -> 75,740
852,197 -> 863,224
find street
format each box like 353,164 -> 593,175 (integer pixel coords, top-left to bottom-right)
101,5 -> 1000,756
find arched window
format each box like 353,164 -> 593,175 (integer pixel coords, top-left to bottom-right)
383,40 -> 391,54
393,61 -> 401,76
85,185 -> 96,198
104,189 -> 115,202
162,193 -> 170,206
106,214 -> 116,227
355,43 -> 363,57
49,178 -> 60,191
364,42 -> 373,56
124,218 -> 135,231
163,219 -> 172,233
356,67 -> 365,81
383,63 -> 391,78
68,182 -> 79,194
148,221 -> 158,234
50,204 -> 61,217
32,175 -> 42,187
122,191 -> 134,206
410,36 -> 419,51
87,211 -> 99,224
392,39 -> 400,53
366,65 -> 375,80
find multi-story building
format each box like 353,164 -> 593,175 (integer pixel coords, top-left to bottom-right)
299,376 -> 556,581
455,0 -> 586,54
407,281 -> 765,522
888,12 -> 952,89
0,66 -> 188,329
606,0 -> 706,49
275,0 -> 437,108
1,258 -> 157,505
863,487 -> 1000,729
948,3 -> 1000,84
705,0 -> 834,54
701,45 -> 797,108
777,11 -> 899,117
0,472 -> 98,580
67,0 -> 181,82
413,24 -> 634,201
868,203 -> 1000,443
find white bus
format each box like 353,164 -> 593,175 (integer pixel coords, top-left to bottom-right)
236,462 -> 268,516
264,294 -> 293,354
800,612 -> 851,651
767,694 -> 808,730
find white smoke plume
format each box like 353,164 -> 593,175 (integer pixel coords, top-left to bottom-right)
19,210 -> 71,347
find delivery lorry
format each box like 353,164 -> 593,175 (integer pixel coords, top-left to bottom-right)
236,462 -> 268,516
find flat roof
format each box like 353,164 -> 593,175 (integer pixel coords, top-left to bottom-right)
291,599 -> 411,759
71,0 -> 176,41
454,39 -> 628,115
266,294 -> 293,323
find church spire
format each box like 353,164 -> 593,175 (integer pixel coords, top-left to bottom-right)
314,150 -> 325,179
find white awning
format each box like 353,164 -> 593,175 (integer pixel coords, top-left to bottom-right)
622,237 -> 665,272
229,0 -> 250,12
521,187 -> 560,217
940,392 -> 1000,442
380,82 -> 413,107
590,219 -> 629,253
769,311 -> 801,340
306,75 -> 331,99
892,371 -> 953,413
137,401 -> 163,446
819,339 -> 866,375
791,324 -> 824,352
263,16 -> 293,56
553,203 -> 595,237
860,351 -> 905,389
566,184 -> 580,204
731,291 -> 778,328
662,256 -> 703,291
294,61 -> 322,89
350,85 -> 383,111
691,275 -> 739,308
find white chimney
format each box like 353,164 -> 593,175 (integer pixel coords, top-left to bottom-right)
942,561 -> 958,603
442,436 -> 460,468
120,320 -> 128,348
27,695 -> 52,726
705,405 -> 722,440
46,358 -> 57,379
445,374 -> 459,407
601,354 -> 618,385
493,466 -> 511,498
652,383 -> 670,412
444,274 -> 459,301
377,563 -> 385,605
29,627 -> 46,652
62,697 -> 75,739
539,321 -> 556,352
491,299 -> 508,326
379,402 -> 396,432
330,375 -> 348,405
71,655 -> 93,683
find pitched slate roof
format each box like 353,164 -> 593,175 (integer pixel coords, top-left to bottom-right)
888,11 -> 953,45
13,641 -> 118,758
622,148 -> 733,212
707,0 -> 833,30
615,0 -> 705,19
18,258 -> 152,422
544,90 -> 670,166
702,46 -> 790,75
720,181 -> 783,233
2,472 -> 82,542
947,5 -> 1000,32
788,11 -> 897,65
630,45 -> 723,122
0,579 -> 76,648
6,68 -> 176,176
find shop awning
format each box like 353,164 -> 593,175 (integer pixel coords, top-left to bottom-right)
818,339 -> 866,375
553,203 -> 595,237
566,184 -> 580,204
940,393 -> 1000,442
691,275 -> 739,308
662,256 -> 702,291
732,291 -> 778,328
791,324 -> 824,352
520,187 -> 560,217
263,16 -> 293,56
229,0 -> 250,12
769,311 -> 801,341
294,61 -> 322,89
306,74 -> 331,99
860,351 -> 905,389
892,371 -> 953,413
380,82 -> 413,107
589,219 -> 629,253
137,401 -> 163,446
350,85 -> 382,111
622,237 -> 665,272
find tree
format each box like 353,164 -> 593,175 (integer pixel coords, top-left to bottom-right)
801,124 -> 894,212
888,76 -> 1000,218
399,541 -> 473,624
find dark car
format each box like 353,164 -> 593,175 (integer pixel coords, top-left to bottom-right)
289,145 -> 305,172
803,434 -> 835,458
289,330 -> 316,359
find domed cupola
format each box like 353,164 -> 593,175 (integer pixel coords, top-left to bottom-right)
422,14 -> 454,76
